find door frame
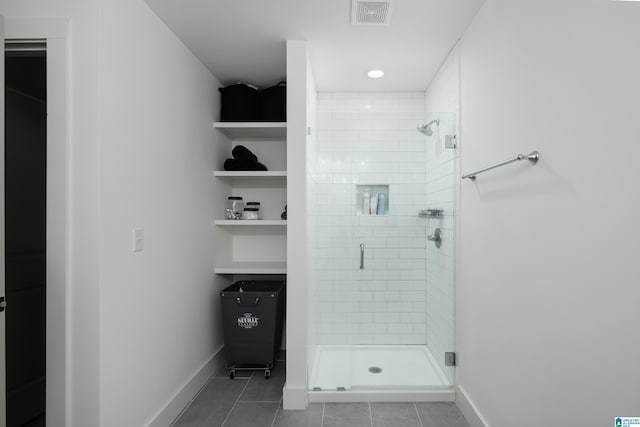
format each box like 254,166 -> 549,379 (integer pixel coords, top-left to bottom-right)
5,17 -> 69,427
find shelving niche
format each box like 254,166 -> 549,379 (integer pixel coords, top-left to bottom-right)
213,122 -> 287,276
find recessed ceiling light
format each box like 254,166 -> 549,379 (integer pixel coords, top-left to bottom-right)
368,70 -> 384,79
363,104 -> 373,110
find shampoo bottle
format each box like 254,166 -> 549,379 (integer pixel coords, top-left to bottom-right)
362,192 -> 370,215
370,194 -> 379,216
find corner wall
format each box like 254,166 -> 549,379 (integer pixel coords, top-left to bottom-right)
457,1 -> 640,426
284,39 -> 311,410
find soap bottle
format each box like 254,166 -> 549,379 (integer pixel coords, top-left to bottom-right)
362,192 -> 370,215
370,194 -> 379,216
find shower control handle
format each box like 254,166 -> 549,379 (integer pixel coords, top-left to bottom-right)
428,228 -> 442,248
360,244 -> 365,270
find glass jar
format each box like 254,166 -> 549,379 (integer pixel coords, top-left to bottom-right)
243,207 -> 260,220
245,202 -> 262,219
225,196 -> 244,220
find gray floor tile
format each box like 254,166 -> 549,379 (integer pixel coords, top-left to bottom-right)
323,402 -> 372,427
371,402 -> 421,427
223,402 -> 279,427
173,378 -> 247,426
273,402 -> 323,427
414,402 -> 469,427
239,362 -> 286,402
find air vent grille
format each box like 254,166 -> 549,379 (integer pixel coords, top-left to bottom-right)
351,0 -> 392,26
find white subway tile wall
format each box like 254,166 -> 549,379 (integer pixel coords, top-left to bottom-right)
311,92 -> 428,345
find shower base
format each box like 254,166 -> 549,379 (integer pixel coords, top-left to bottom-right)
308,345 -> 454,403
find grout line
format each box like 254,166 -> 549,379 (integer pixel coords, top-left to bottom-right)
321,402 -> 326,427
414,402 -> 425,427
369,402 -> 373,427
220,370 -> 254,427
269,397 -> 283,427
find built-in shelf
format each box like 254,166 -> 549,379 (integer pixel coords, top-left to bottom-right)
214,220 -> 287,226
213,122 -> 287,139
212,121 -> 287,277
214,261 -> 287,275
213,171 -> 287,180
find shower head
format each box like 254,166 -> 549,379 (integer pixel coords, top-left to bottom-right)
417,119 -> 440,136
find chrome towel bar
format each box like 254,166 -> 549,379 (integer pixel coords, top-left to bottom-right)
462,150 -> 539,181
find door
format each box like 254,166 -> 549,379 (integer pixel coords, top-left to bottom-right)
0,13 -> 7,427
4,39 -> 47,426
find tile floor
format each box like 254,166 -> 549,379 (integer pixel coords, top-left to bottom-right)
172,357 -> 469,427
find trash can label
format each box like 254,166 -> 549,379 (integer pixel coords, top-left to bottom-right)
238,312 -> 260,329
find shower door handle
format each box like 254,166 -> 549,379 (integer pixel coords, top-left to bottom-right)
360,244 -> 365,269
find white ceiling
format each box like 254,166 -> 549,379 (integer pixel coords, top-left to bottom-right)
145,0 -> 485,92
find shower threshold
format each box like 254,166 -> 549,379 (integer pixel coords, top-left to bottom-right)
308,345 -> 454,403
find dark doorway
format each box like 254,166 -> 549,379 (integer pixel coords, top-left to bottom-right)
5,49 -> 47,427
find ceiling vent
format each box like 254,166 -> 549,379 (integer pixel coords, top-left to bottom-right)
351,0 -> 393,26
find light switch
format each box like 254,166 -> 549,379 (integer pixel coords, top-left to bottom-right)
133,228 -> 144,252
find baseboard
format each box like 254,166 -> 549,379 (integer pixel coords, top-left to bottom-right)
147,346 -> 225,427
456,385 -> 490,427
282,383 -> 308,410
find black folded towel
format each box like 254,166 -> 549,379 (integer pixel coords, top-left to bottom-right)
224,158 -> 267,171
223,145 -> 268,171
232,145 -> 258,164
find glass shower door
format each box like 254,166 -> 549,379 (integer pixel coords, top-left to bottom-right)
307,96 -> 459,391
423,111 -> 457,385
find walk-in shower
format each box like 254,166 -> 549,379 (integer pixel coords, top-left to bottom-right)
307,93 -> 457,402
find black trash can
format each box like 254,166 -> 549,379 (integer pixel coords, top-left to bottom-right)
220,280 -> 285,378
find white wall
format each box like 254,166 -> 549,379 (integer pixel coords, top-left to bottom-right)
2,1 -> 101,425
3,0 -> 228,425
284,39 -> 311,410
311,93 -> 428,346
424,45 -> 460,383
98,1 -> 227,426
457,1 -> 640,426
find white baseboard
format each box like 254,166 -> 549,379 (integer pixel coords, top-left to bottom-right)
456,385 -> 490,427
282,383 -> 309,410
147,346 -> 225,427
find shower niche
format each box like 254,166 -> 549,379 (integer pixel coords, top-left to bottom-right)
355,185 -> 389,216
